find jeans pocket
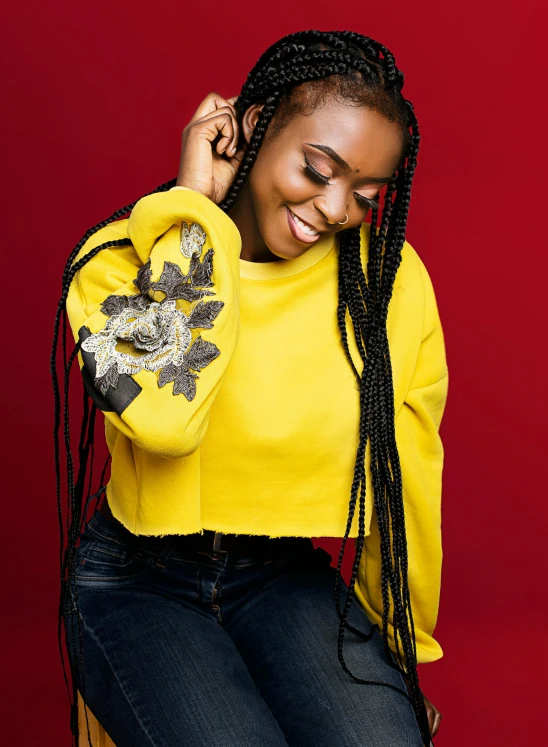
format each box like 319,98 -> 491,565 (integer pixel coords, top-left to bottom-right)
75,529 -> 146,583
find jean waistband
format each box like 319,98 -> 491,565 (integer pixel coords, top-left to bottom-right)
90,501 -> 314,561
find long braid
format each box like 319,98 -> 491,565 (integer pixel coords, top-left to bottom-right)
54,31 -> 433,745
52,178 -> 175,744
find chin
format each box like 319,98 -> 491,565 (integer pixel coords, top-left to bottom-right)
266,242 -> 308,261
262,218 -> 311,260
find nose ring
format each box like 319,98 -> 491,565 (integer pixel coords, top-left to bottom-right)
338,214 -> 349,225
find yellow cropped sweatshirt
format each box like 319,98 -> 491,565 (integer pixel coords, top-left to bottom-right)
66,186 -> 448,664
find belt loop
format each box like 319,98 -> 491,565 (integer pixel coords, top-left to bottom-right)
212,532 -> 224,554
209,531 -> 228,560
155,536 -> 178,568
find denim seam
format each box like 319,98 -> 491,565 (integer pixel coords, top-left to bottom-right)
165,555 -> 206,568
79,540 -> 139,572
88,524 -> 131,547
93,545 -> 125,560
76,613 -> 161,747
75,572 -> 146,583
88,523 -> 175,565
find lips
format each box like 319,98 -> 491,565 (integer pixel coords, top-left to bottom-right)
286,207 -> 321,244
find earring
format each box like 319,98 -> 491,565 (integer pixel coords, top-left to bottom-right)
338,214 -> 349,225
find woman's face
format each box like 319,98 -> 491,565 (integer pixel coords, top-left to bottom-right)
231,96 -> 405,262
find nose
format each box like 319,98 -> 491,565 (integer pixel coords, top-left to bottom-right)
313,193 -> 349,226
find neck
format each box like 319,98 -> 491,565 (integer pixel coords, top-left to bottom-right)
227,183 -> 282,263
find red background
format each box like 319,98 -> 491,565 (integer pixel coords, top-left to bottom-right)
2,1 -> 546,744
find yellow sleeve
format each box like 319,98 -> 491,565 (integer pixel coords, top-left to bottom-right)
355,256 -> 449,664
66,187 -> 241,459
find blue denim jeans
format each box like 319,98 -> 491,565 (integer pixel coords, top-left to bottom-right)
64,507 -> 423,746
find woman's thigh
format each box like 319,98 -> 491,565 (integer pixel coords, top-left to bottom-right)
65,522 -> 289,747
225,547 -> 423,747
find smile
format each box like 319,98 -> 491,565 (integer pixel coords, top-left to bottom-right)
286,207 -> 321,244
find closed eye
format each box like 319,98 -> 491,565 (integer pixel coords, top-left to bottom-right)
354,192 -> 380,210
302,155 -> 331,185
302,155 -> 380,211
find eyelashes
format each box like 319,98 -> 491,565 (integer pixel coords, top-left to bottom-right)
358,195 -> 380,211
302,156 -> 331,186
301,155 -> 380,211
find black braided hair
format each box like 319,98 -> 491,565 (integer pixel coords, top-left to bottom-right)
51,178 -> 176,745
53,30 -> 432,745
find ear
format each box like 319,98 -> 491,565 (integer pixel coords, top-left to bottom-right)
241,103 -> 265,145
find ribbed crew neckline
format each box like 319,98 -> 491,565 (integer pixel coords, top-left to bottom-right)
239,233 -> 336,280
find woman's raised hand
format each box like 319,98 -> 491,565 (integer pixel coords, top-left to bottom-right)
176,92 -> 247,205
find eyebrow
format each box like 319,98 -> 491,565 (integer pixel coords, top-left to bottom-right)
305,143 -> 395,183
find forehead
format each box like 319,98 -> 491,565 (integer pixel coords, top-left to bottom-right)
279,100 -> 404,174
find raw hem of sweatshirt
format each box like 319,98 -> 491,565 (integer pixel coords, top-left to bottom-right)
108,506 -> 367,540
200,521 -> 367,540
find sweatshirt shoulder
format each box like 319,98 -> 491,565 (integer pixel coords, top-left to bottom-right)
398,235 -> 443,351
398,234 -> 431,297
358,222 -> 430,297
359,223 -> 443,355
72,218 -> 131,265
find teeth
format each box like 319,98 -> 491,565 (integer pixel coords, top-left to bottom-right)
291,210 -> 319,236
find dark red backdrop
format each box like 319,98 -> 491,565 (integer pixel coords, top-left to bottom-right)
2,1 -> 546,744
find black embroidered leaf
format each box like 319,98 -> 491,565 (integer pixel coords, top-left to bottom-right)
187,300 -> 224,329
186,253 -> 201,281
101,295 -> 129,316
184,336 -> 221,372
127,295 -> 149,313
134,259 -> 152,295
101,293 -> 148,317
95,364 -> 120,395
151,261 -> 187,300
157,363 -> 179,388
189,248 -> 215,288
157,362 -> 197,400
177,285 -> 216,302
173,368 -> 198,401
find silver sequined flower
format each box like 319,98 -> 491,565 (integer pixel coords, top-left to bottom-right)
81,301 -> 192,382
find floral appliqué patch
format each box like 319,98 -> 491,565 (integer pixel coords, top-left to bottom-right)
81,221 -> 224,402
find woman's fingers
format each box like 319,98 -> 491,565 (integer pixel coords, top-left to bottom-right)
186,92 -> 240,155
227,141 -> 247,165
177,92 -> 242,202
432,707 -> 442,737
223,100 -> 240,153
423,695 -> 442,738
188,92 -> 237,124
197,107 -> 239,155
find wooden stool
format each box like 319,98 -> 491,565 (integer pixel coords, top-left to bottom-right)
77,691 -> 116,746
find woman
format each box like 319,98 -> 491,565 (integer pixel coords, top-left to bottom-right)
53,29 -> 448,746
